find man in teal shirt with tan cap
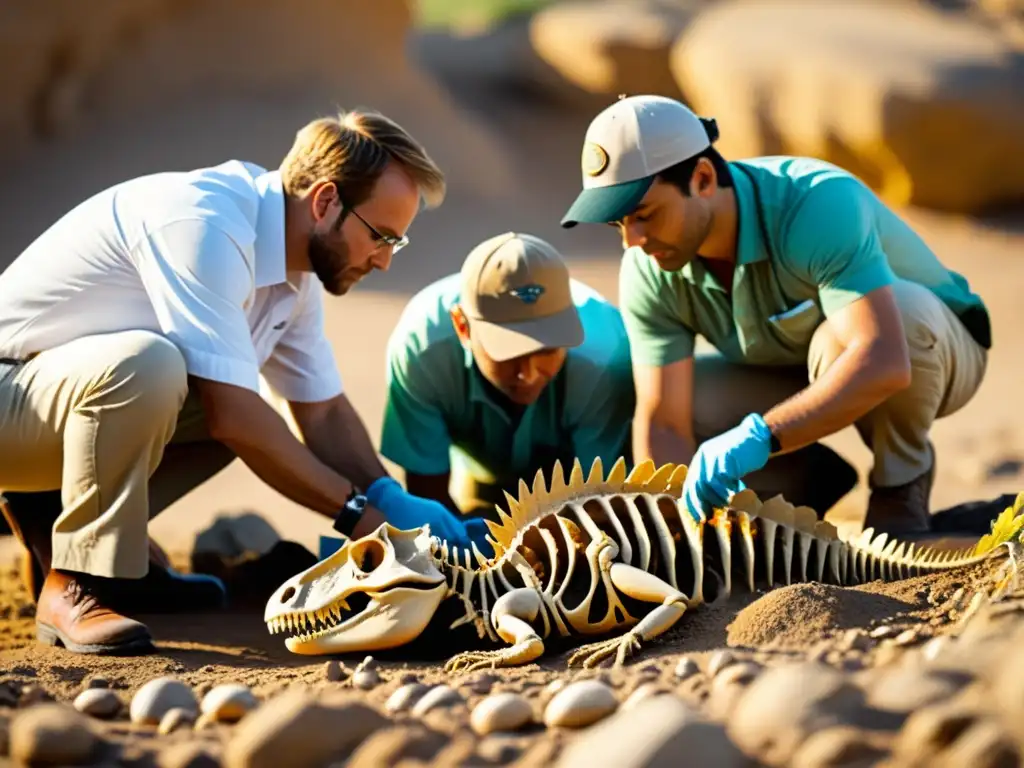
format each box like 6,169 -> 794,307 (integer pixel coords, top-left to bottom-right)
561,94 -> 991,535
380,231 -> 634,518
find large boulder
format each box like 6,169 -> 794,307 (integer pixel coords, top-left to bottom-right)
0,0 -> 515,198
530,0 -> 704,100
669,0 -> 1024,214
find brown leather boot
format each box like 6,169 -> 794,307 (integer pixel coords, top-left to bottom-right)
34,569 -> 154,654
863,446 -> 936,536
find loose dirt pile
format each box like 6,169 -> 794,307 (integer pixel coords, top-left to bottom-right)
0,538 -> 1020,767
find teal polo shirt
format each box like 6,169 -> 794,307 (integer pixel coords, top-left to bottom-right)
619,156 -> 991,368
381,273 -> 636,490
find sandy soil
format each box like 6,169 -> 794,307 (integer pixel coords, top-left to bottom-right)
1,16 -> 1024,767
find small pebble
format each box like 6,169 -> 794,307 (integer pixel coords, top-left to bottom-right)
200,683 -> 258,723
869,625 -> 898,639
156,742 -> 220,768
397,673 -> 419,686
324,660 -> 347,682
470,693 -> 533,735
352,669 -> 381,691
707,650 -> 736,677
544,679 -> 567,697
921,636 -> 948,662
543,680 -> 617,728
673,657 -> 699,681
894,629 -> 921,646
9,704 -> 99,766
83,675 -> 110,691
130,677 -> 198,725
621,682 -> 669,711
385,683 -> 429,714
466,673 -> 499,695
73,688 -> 121,719
411,685 -> 464,717
158,707 -> 196,735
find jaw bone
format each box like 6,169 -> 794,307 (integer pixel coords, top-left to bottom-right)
264,522 -> 448,655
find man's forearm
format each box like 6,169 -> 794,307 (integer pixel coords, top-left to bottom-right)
764,344 -> 909,454
292,395 -> 390,493
633,416 -> 696,467
207,392 -> 354,516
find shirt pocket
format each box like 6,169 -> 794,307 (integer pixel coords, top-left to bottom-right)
766,298 -> 823,350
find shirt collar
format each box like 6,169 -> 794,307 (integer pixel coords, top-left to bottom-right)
254,169 -> 288,288
730,161 -> 770,266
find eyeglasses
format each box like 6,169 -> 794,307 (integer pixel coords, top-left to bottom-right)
342,203 -> 409,254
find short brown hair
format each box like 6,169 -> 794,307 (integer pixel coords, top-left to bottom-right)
280,108 -> 446,209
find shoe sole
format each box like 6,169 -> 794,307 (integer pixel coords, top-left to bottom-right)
36,621 -> 155,655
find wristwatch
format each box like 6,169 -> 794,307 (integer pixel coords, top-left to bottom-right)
332,491 -> 367,537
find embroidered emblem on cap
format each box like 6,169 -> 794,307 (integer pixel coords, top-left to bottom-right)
508,284 -> 545,304
582,142 -> 609,177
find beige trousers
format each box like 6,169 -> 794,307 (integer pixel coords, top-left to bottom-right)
693,280 -> 988,513
0,330 -> 245,579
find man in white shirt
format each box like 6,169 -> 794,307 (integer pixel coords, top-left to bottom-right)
0,108 -> 488,655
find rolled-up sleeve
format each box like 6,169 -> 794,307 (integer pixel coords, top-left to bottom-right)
262,278 -> 343,402
133,218 -> 261,391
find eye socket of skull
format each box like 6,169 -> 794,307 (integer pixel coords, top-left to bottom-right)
351,537 -> 387,574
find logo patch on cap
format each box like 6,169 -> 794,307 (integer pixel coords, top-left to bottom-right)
582,142 -> 609,177
508,284 -> 545,304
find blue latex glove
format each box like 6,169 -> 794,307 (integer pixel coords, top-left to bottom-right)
683,413 -> 774,522
366,476 -> 483,553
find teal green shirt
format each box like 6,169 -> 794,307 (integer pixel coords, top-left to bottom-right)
381,274 -> 635,487
620,156 -> 991,368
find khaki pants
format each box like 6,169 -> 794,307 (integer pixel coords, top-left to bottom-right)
0,330 -> 252,579
694,280 -> 988,514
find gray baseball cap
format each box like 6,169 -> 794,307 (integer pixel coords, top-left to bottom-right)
561,95 -> 714,228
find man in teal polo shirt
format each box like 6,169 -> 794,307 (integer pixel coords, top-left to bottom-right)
380,231 -> 635,518
560,94 -> 991,535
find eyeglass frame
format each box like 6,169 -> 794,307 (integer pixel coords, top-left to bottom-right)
334,185 -> 410,255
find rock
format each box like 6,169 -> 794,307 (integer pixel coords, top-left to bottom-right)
936,718 -> 1020,768
545,680 -> 568,697
893,629 -> 923,647
727,661 -> 871,764
9,703 -> 100,766
410,686 -> 464,717
201,684 -> 258,723
529,0 -> 700,99
352,669 -> 381,691
157,742 -> 221,768
345,723 -> 449,767
669,0 -> 1024,214
543,680 -> 618,728
223,689 -> 387,768
707,650 -> 737,677
385,683 -> 430,714
73,688 -> 121,719
466,673 -> 499,695
893,700 -> 978,760
470,693 -> 534,735
324,660 -> 347,682
553,695 -> 750,767
622,682 -> 670,711
673,658 -> 699,681
865,668 -> 971,713
130,677 -> 199,726
869,626 -> 899,639
83,675 -> 110,690
836,629 -> 872,653
158,707 -> 196,735
791,726 -> 892,768
921,636 -> 949,662
707,662 -> 762,721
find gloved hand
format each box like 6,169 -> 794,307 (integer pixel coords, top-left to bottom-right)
366,476 -> 484,553
683,413 -> 774,522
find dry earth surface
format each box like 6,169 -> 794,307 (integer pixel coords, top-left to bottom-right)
3,0 -> 1024,765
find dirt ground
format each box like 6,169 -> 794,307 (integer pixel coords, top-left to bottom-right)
2,8 -> 1024,765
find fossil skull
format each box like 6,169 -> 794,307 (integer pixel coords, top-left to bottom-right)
264,522 -> 447,655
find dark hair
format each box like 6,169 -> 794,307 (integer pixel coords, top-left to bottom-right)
655,117 -> 733,194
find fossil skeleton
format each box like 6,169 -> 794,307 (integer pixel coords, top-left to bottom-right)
264,457 -> 1022,671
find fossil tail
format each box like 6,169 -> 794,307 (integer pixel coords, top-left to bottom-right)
702,489 -> 1024,596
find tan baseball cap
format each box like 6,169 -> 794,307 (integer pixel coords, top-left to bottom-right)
459,232 -> 584,362
561,94 -> 717,228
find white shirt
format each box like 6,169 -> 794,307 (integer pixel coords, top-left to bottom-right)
0,159 -> 343,402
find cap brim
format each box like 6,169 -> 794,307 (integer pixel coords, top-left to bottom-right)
560,176 -> 654,228
471,304 -> 584,363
